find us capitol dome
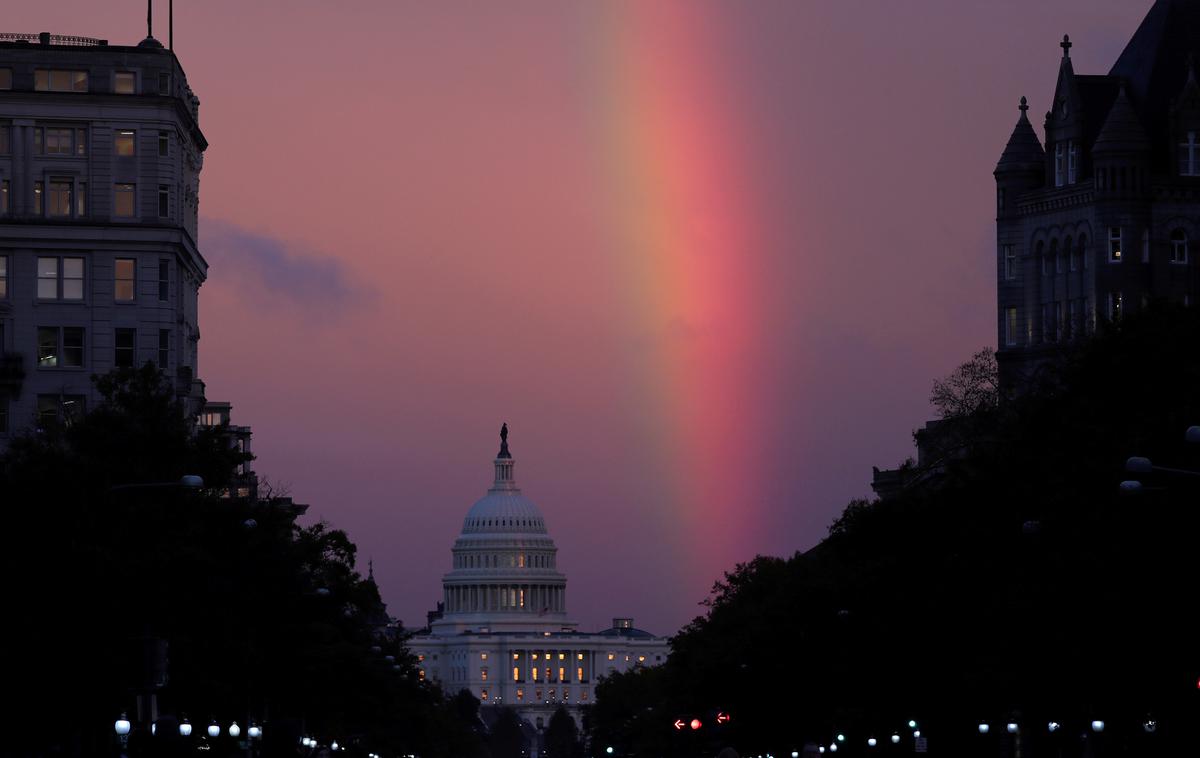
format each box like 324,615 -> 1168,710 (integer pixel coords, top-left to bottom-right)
407,426 -> 670,736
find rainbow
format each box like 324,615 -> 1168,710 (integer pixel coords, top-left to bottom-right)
577,3 -> 772,582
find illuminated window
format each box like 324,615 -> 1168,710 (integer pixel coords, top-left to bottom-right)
548,688 -> 555,700
1171,229 -> 1188,263
607,653 -> 615,661
38,257 -> 84,300
115,71 -> 135,94
481,653 -> 488,661
114,184 -> 135,217
1109,227 -> 1122,262
638,655 -> 646,663
518,554 -> 525,567
48,180 -> 73,217
1181,131 -> 1200,176
516,688 -> 524,700
115,328 -> 136,368
37,327 -> 84,368
558,653 -> 565,661
513,667 -> 520,681
559,667 -> 566,681
35,70 -> 88,92
576,666 -> 584,681
625,655 -> 631,662
1107,291 -> 1124,321
37,394 -> 85,425
577,653 -> 584,661
419,669 -> 425,681
480,667 -> 488,681
115,258 -> 136,301
513,653 -> 519,660
532,667 -> 539,681
1004,307 -> 1018,347
417,654 -> 424,662
115,130 -> 136,157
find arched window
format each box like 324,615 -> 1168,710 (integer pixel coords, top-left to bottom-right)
1064,236 -> 1074,272
1050,239 -> 1060,274
1078,234 -> 1088,271
1036,240 -> 1046,275
1170,229 -> 1188,264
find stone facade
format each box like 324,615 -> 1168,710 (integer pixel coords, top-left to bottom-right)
995,1 -> 1200,387
0,32 -> 207,440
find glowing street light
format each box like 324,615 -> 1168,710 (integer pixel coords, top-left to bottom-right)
114,714 -> 131,737
867,737 -> 877,747
1091,720 -> 1105,733
1006,722 -> 1019,734
891,734 -> 900,744
248,723 -> 263,739
978,723 -> 990,735
180,719 -> 193,737
229,721 -> 241,739
207,721 -> 220,738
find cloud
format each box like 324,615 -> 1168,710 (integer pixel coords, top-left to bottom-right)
200,219 -> 371,316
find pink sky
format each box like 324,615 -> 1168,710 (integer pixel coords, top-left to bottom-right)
11,1 -> 1154,634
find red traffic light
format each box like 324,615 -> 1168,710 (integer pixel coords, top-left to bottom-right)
690,719 -> 702,731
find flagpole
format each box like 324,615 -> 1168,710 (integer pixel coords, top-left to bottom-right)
169,0 -> 173,51
147,0 -> 152,39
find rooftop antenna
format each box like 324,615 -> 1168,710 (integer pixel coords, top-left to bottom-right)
169,0 -> 174,51
147,0 -> 153,39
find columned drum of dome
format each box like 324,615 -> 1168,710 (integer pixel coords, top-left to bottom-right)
431,436 -> 575,634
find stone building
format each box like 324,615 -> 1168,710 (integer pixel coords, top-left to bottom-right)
408,431 -> 670,748
0,30 -> 207,440
995,0 -> 1200,386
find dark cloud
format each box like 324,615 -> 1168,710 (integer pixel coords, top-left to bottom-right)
201,219 -> 371,316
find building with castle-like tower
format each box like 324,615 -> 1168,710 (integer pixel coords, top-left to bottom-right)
995,0 -> 1200,386
408,428 -> 669,748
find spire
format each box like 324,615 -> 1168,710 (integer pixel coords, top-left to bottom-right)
995,96 -> 1046,175
1094,85 -> 1150,153
1061,34 -> 1072,58
368,558 -> 375,583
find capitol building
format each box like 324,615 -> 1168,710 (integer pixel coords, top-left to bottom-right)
408,429 -> 669,735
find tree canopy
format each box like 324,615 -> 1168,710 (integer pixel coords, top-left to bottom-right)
590,304 -> 1200,757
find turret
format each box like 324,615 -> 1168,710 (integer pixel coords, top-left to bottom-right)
1092,85 -> 1150,197
994,96 -> 1046,216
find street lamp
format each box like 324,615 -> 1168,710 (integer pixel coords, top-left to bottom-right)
179,718 -> 193,737
1006,722 -> 1018,734
115,713 -> 132,737
606,748 -> 614,755
978,723 -> 990,735
1047,721 -> 1060,733
1091,720 -> 1105,733
208,721 -> 220,738
867,737 -> 877,747
248,723 -> 262,739
891,734 -> 900,744
229,721 -> 241,738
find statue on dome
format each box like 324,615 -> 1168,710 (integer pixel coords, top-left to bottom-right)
499,422 -> 511,458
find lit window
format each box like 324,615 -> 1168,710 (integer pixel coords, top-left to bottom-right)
638,655 -> 646,663
115,130 -> 136,157
1180,131 -> 1199,176
76,128 -> 87,155
532,667 -> 539,681
513,653 -> 519,660
480,690 -> 488,700
577,653 -> 583,660
1170,229 -> 1188,264
1108,227 -> 1122,262
1002,244 -> 1016,280
607,653 -> 615,661
158,329 -> 170,367
37,394 -> 85,425
115,71 -> 136,94
576,666 -> 584,680
418,669 -> 425,681
480,667 -> 488,681
64,258 -> 83,299
48,180 -> 73,217
559,667 -> 566,681
114,184 -> 135,217
115,328 -> 136,368
558,653 -> 565,661
44,127 -> 74,155
1107,292 -> 1124,321
417,654 -> 424,662
115,259 -> 136,301
513,666 -> 520,681
37,327 -> 84,368
516,688 -> 524,700
480,652 -> 488,661
35,70 -> 88,92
